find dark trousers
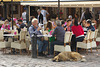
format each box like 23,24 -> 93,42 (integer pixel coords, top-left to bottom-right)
71,35 -> 84,51
50,40 -> 64,55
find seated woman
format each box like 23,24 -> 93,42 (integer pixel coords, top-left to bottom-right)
80,19 -> 87,36
71,19 -> 85,51
10,21 -> 19,30
1,20 -> 11,41
46,21 -> 55,42
64,19 -> 72,31
47,20 -> 65,57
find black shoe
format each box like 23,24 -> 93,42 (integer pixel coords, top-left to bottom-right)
38,52 -> 42,56
38,52 -> 46,56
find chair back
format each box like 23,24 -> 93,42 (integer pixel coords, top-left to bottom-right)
0,30 -> 4,41
64,32 -> 72,43
89,31 -> 95,39
20,31 -> 26,41
11,30 -> 18,39
94,29 -> 98,38
11,30 -> 18,35
85,30 -> 91,40
42,31 -> 49,41
21,27 -> 27,32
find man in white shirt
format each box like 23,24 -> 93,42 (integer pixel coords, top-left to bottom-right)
22,8 -> 26,24
41,7 -> 49,28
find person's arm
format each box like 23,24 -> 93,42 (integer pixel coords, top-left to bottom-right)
91,25 -> 95,31
80,12 -> 85,22
29,27 -> 41,37
52,27 -> 57,37
8,25 -> 10,30
41,14 -> 43,24
1,24 -> 4,30
46,11 -> 49,17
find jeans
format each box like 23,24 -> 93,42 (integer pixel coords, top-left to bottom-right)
50,40 -> 64,55
37,40 -> 48,52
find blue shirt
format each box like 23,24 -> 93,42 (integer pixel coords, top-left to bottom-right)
87,25 -> 95,31
29,25 -> 42,38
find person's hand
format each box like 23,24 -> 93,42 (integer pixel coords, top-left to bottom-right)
88,29 -> 91,32
37,27 -> 41,31
46,28 -> 49,31
64,28 -> 66,31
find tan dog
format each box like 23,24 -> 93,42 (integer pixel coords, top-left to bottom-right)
52,51 -> 86,62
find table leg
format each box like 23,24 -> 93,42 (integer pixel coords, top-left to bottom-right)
48,37 -> 50,55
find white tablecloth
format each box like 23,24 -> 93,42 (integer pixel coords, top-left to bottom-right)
37,35 -> 52,37
3,34 -> 19,37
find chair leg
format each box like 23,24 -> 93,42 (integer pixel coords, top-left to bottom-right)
54,51 -> 55,56
5,48 -> 6,53
20,49 -> 22,54
37,49 -> 38,56
96,47 -> 98,52
26,48 -> 29,55
91,48 -> 92,53
86,49 -> 88,55
3,48 -> 4,53
76,48 -> 78,52
11,48 -> 12,54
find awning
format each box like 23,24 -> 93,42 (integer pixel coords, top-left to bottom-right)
21,1 -> 100,7
0,2 -> 3,6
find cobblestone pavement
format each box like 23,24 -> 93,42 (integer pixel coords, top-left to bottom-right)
0,49 -> 100,67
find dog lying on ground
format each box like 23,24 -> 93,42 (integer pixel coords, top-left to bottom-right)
52,51 -> 86,62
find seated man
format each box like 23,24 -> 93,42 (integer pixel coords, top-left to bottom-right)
86,19 -> 95,31
17,19 -> 26,33
48,20 -> 65,57
29,18 -> 48,56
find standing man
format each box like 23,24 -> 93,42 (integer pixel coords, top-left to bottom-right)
41,7 -> 49,28
37,9 -> 43,24
29,18 -> 48,56
22,8 -> 26,24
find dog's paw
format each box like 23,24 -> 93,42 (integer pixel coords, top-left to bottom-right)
81,59 -> 87,62
52,59 -> 56,62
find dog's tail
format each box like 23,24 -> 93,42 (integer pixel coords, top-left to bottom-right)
81,55 -> 87,62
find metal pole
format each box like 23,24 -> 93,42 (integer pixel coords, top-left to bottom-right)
11,0 -> 13,30
26,5 -> 29,24
31,34 -> 37,58
58,0 -> 60,20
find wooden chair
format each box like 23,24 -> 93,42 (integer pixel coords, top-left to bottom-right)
54,32 -> 72,56
11,31 -> 27,54
77,31 -> 91,54
0,30 -> 11,53
90,29 -> 98,52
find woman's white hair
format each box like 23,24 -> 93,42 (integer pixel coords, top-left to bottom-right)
56,20 -> 61,26
32,18 -> 38,23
